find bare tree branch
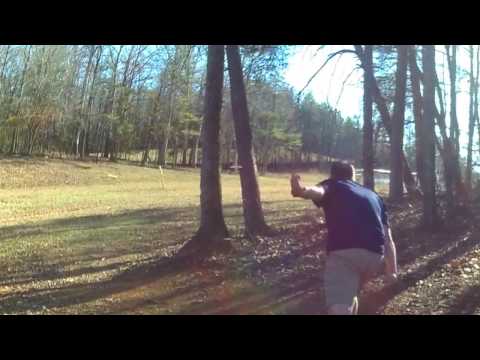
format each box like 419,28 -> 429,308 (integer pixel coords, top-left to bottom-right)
327,54 -> 343,104
334,66 -> 360,109
296,49 -> 357,100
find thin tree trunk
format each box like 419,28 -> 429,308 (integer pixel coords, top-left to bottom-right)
103,131 -> 110,158
156,137 -> 164,166
226,45 -> 271,238
467,46 -> 477,191
76,128 -> 81,156
159,93 -> 175,166
0,45 -> 10,82
141,117 -> 154,167
8,46 -> 32,156
362,45 -> 375,190
192,122 -> 202,168
443,45 -> 458,214
188,140 -> 195,166
408,46 -> 426,192
9,129 -> 17,155
172,135 -> 178,168
447,46 -> 460,154
182,126 -> 189,166
431,51 -> 465,211
78,46 -> 95,160
141,140 -> 151,166
389,45 -> 408,201
421,45 -> 438,229
476,47 -> 480,182
81,124 -> 89,160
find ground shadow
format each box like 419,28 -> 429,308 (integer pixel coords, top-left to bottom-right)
2,196 -> 476,315
359,227 -> 479,314
445,283 -> 480,315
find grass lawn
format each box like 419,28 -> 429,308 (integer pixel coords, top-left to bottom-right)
0,157 -> 334,314
6,157 -> 476,315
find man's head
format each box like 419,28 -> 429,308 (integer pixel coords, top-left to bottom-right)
330,161 -> 355,181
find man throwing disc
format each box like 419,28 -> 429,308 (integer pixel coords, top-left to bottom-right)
290,161 -> 398,315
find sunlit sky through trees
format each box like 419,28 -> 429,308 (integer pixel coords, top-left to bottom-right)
284,45 -> 475,159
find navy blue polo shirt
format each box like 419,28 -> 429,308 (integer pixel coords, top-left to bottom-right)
312,179 -> 389,255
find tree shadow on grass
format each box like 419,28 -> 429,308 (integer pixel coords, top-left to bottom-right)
0,254 -> 191,313
0,206 -> 195,242
0,224 -> 327,314
3,197 -> 472,315
0,200 -> 311,243
3,221 -> 475,315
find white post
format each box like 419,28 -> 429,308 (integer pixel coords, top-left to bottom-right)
159,165 -> 165,189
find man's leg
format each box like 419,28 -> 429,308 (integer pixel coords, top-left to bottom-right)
328,297 -> 358,315
324,252 -> 360,315
352,296 -> 359,315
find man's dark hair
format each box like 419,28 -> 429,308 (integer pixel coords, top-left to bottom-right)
330,161 -> 354,181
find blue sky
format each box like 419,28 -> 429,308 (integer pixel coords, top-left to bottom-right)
283,45 -> 475,158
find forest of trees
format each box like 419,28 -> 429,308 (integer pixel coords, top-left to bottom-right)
354,45 -> 480,227
0,45 -> 364,171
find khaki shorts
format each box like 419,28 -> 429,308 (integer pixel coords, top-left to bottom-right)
324,248 -> 384,308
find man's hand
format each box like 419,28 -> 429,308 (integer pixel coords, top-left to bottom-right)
290,173 -> 303,197
290,174 -> 326,202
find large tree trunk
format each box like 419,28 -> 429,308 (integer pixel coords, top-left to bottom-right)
362,45 -> 375,190
180,45 -> 229,256
226,45 -> 271,238
421,45 -> 438,229
389,45 -> 408,201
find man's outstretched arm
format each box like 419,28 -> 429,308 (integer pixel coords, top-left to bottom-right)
290,174 -> 326,202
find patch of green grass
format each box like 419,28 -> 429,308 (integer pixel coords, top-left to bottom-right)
0,159 -> 327,291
